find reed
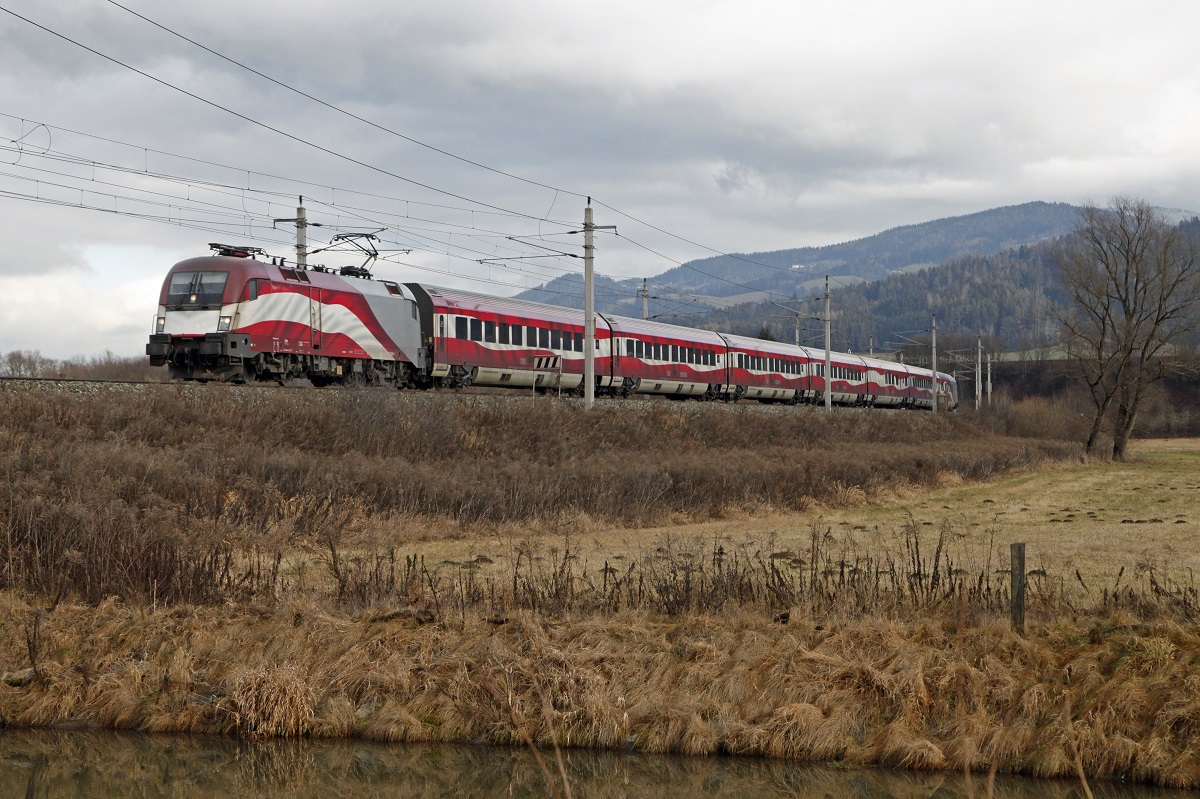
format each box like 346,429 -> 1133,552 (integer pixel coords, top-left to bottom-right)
2,589 -> 1200,787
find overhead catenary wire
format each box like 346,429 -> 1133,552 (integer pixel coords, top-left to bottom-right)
0,112 -> 578,225
0,11 -> 883,314
0,4 -> 574,225
0,115 -> 649,292
101,0 -> 588,202
17,1 -> 831,280
1,107 -> 813,308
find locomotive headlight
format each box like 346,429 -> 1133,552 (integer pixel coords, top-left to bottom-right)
217,316 -> 232,332
155,316 -> 165,333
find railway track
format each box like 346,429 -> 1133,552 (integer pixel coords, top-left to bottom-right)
0,374 -> 918,419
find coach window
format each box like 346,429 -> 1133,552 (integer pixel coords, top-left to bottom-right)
498,322 -> 510,345
455,317 -> 469,339
511,325 -> 522,346
633,340 -> 643,358
538,328 -> 550,349
485,321 -> 496,343
549,329 -> 560,350
470,318 -> 483,341
574,331 -> 583,352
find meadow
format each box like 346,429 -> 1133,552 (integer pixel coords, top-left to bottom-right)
1,381 -> 1198,788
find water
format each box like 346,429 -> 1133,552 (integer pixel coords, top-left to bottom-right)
0,730 -> 1190,799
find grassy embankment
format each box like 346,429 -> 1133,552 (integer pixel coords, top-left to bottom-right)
1,383 -> 1199,787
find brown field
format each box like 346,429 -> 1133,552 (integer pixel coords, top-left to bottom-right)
2,381 -> 1200,788
386,438 -> 1200,609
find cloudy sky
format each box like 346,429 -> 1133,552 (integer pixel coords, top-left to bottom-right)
2,0 -> 1199,358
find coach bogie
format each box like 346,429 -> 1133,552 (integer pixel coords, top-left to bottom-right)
631,378 -> 709,397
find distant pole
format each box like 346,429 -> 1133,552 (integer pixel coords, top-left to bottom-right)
976,335 -> 982,411
794,313 -> 800,347
931,314 -> 937,414
1010,542 -> 1026,635
869,335 -> 874,359
584,204 -> 595,411
296,199 -> 307,268
641,278 -> 649,320
987,354 -> 993,405
824,276 -> 832,414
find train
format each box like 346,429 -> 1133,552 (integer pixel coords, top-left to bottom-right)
146,244 -> 959,410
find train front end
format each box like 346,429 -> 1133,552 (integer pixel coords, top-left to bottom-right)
146,246 -> 267,382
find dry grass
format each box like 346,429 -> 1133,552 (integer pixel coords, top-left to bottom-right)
2,381 -> 1199,787
0,382 -> 1080,605
2,596 -> 1200,787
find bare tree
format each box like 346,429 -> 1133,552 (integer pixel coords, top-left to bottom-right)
1,350 -> 57,378
1053,198 -> 1200,459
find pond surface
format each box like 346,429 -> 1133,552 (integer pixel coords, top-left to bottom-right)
0,729 -> 1191,799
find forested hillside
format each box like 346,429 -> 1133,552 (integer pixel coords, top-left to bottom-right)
697,243 -> 1062,352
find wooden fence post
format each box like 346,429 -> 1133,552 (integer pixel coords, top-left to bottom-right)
1010,542 -> 1025,635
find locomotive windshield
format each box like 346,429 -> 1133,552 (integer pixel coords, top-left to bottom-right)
168,270 -> 228,309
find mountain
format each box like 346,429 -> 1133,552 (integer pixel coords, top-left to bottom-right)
515,201 -> 1082,317
643,201 -> 1081,298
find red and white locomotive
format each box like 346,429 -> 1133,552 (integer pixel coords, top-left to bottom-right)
147,244 -> 959,409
